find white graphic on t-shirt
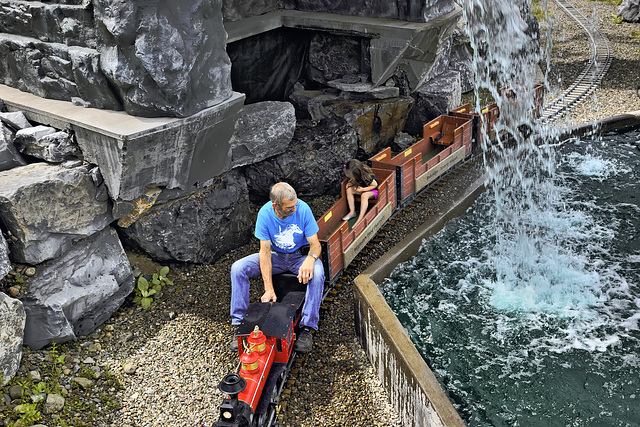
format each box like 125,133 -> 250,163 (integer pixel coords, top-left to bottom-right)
274,224 -> 302,250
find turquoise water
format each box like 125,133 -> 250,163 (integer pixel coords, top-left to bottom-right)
380,128 -> 640,426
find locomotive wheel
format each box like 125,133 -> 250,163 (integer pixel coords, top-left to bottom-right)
255,367 -> 287,427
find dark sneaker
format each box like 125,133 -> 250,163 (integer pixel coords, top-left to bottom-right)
230,327 -> 240,352
294,327 -> 314,352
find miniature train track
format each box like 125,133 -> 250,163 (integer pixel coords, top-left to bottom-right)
540,0 -> 612,122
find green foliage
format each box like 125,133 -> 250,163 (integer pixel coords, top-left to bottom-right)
586,0 -> 622,5
78,366 -> 97,380
607,12 -> 624,23
530,0 -> 546,21
1,342 -> 126,427
103,365 -> 124,391
12,402 -> 42,426
632,29 -> 640,53
133,266 -> 173,309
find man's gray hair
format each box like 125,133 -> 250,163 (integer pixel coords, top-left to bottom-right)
270,182 -> 297,206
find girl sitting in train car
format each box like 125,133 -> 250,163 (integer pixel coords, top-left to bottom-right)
342,159 -> 379,224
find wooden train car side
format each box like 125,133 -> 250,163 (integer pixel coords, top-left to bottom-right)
499,83 -> 545,119
369,114 -> 473,207
316,167 -> 396,284
449,102 -> 499,151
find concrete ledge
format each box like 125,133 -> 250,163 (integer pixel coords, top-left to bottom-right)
0,84 -> 245,201
557,110 -> 640,140
224,7 -> 462,89
353,171 -> 486,427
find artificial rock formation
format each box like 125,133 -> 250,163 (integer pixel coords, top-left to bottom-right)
290,88 -> 413,156
226,101 -> 297,170
0,162 -> 113,265
286,0 -> 457,22
618,0 -> 640,22
0,292 -> 26,386
13,125 -> 81,163
120,169 -> 253,263
0,234 -> 10,280
21,227 -> 134,350
93,0 -> 233,117
243,116 -> 359,203
404,70 -> 463,137
0,0 -> 234,117
0,120 -> 26,171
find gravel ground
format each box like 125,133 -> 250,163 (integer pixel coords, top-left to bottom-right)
542,0 -> 640,125
4,1 -> 640,427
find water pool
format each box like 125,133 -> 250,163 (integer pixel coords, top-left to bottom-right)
380,128 -> 640,426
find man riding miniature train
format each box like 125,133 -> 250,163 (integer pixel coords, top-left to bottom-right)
229,182 -> 324,352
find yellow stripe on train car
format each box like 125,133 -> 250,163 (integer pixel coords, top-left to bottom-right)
404,148 -> 413,157
429,121 -> 440,128
376,154 -> 387,161
481,107 -> 488,114
325,211 -> 332,222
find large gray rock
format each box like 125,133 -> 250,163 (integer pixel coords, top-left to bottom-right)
222,0 -> 282,22
93,0 -> 233,117
0,234 -> 9,280
422,32 -> 453,85
0,292 -> 26,386
0,122 -> 27,171
289,88 -> 413,156
120,169 -> 253,263
619,0 -> 640,22
306,33 -> 368,86
21,227 -> 134,350
286,0 -> 456,22
0,34 -> 123,110
0,162 -> 113,265
0,0 -> 97,48
226,101 -> 296,170
13,126 -> 82,163
449,29 -> 474,93
243,116 -> 358,203
0,111 -> 33,131
404,70 -> 462,137
422,0 -> 457,21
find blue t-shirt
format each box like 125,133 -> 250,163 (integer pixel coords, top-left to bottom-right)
255,200 -> 319,253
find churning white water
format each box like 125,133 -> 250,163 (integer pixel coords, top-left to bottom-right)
381,0 -> 640,425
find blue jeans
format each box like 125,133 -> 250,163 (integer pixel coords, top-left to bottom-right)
230,251 -> 325,330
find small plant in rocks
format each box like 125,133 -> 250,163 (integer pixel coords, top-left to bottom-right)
133,265 -> 173,309
0,344 -> 66,426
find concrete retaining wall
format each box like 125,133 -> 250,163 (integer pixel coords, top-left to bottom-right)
352,110 -> 640,426
353,172 -> 485,427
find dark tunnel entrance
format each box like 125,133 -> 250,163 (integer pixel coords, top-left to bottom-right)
226,27 -> 372,105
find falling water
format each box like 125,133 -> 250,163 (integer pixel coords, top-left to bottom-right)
381,1 -> 640,425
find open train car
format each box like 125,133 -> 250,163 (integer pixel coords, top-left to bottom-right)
449,102 -> 499,152
499,83 -> 545,119
316,167 -> 396,284
369,114 -> 473,206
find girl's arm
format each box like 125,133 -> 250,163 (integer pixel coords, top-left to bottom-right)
358,179 -> 378,192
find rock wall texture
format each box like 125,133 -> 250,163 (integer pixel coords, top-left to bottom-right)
0,0 -> 233,117
281,0 -> 456,22
0,0 -> 481,383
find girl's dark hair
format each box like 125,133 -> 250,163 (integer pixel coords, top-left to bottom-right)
344,159 -> 375,186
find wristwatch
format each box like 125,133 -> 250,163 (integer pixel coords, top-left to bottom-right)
308,253 -> 318,261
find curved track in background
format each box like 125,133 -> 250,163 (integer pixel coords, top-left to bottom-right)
540,0 -> 612,122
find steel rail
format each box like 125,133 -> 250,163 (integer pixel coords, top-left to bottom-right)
540,0 -> 612,122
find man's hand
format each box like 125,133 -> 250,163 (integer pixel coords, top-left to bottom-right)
297,257 -> 315,284
261,289 -> 277,303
